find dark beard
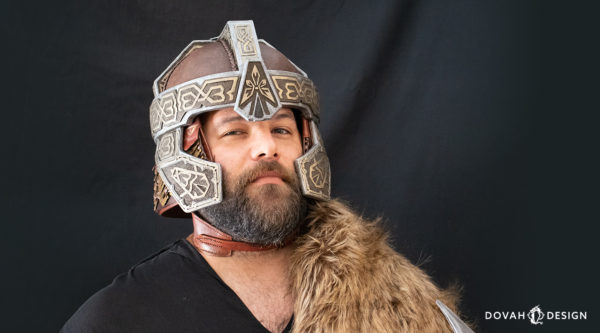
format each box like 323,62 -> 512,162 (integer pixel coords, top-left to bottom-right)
198,160 -> 307,245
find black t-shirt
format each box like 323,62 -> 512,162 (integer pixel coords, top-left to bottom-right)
61,240 -> 293,332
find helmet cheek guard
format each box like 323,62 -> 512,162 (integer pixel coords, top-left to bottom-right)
150,20 -> 330,217
295,119 -> 330,201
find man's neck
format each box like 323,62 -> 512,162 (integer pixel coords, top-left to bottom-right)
187,234 -> 294,333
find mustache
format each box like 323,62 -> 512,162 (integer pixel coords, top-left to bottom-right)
233,161 -> 296,189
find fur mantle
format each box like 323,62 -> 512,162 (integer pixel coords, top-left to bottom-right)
290,199 -> 463,333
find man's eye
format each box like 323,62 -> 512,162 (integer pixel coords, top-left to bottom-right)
223,130 -> 244,136
273,128 -> 291,135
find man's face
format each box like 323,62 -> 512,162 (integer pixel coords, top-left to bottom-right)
198,107 -> 307,245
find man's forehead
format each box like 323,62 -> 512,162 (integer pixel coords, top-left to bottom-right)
208,108 -> 295,127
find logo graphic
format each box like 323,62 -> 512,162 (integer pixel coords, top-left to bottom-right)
528,305 -> 544,325
484,304 -> 587,326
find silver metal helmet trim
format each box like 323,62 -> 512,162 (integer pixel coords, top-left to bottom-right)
150,20 -> 330,212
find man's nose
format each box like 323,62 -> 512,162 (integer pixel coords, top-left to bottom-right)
250,129 -> 278,161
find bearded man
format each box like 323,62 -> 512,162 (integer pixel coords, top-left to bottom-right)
62,21 -> 474,333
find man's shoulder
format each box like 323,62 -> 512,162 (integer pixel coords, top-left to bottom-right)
102,238 -> 208,291
61,240 -> 216,332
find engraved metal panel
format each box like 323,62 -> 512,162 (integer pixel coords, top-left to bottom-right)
155,131 -> 177,163
178,82 -> 203,112
225,20 -> 262,66
149,99 -> 161,134
159,91 -> 177,128
295,121 -> 331,200
177,76 -> 239,114
235,24 -> 257,57
271,74 -> 320,118
151,75 -> 240,139
236,61 -> 279,120
159,155 -> 222,212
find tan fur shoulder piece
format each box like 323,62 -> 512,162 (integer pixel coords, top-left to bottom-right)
290,199 -> 464,333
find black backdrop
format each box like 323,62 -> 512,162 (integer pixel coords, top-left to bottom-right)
3,1 -> 597,332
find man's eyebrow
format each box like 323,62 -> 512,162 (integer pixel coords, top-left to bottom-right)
215,115 -> 245,128
272,111 -> 295,121
215,111 -> 295,128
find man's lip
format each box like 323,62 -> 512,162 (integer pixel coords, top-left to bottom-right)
252,171 -> 283,183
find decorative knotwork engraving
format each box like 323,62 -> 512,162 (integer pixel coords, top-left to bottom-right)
156,132 -> 176,161
235,25 -> 257,56
152,128 -> 211,213
170,166 -> 210,201
149,100 -> 161,133
178,77 -> 239,112
309,159 -> 327,189
160,157 -> 221,212
239,62 -> 277,119
296,144 -> 331,200
151,76 -> 239,137
272,75 -> 320,116
151,73 -> 319,139
178,84 -> 203,111
160,91 -> 177,126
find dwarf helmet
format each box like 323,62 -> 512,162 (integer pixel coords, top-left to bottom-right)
150,20 -> 330,217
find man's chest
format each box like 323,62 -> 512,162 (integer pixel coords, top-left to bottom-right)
227,281 -> 295,333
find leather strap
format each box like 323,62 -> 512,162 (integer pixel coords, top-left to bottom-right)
191,213 -> 284,256
302,118 -> 312,154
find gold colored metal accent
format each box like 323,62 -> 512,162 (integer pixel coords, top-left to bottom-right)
153,167 -> 170,210
178,77 -> 239,112
309,160 -> 326,189
240,63 -> 276,107
185,140 -> 207,159
235,61 -> 279,119
271,75 -> 319,116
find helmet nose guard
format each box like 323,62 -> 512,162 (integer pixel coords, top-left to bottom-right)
150,20 -> 330,216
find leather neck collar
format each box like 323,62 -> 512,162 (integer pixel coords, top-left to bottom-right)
190,213 -> 289,256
